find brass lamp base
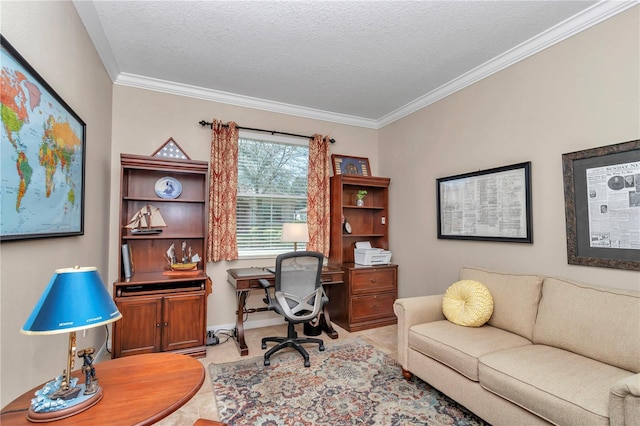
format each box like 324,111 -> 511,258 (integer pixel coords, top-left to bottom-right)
26,386 -> 102,423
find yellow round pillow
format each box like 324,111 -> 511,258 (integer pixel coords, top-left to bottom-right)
442,280 -> 494,327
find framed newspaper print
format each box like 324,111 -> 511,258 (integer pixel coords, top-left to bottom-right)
562,140 -> 640,271
437,162 -> 532,243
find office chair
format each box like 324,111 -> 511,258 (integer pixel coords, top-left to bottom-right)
260,251 -> 327,367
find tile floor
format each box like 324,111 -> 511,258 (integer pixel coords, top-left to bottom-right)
155,323 -> 398,425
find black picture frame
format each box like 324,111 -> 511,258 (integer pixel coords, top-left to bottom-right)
437,162 -> 533,243
331,154 -> 371,176
1,35 -> 86,242
562,140 -> 640,271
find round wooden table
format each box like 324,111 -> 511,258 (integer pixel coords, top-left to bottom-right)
1,353 -> 205,425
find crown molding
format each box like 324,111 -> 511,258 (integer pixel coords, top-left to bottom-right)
72,0 -> 120,82
76,0 -> 638,130
114,73 -> 379,129
376,0 -> 639,128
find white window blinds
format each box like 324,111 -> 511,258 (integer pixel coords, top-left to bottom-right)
237,134 -> 308,256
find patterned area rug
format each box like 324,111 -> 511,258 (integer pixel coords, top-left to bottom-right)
209,339 -> 489,425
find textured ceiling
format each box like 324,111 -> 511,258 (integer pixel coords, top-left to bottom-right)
74,1 -> 631,127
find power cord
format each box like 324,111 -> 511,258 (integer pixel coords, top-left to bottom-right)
207,328 -> 236,345
104,324 -> 112,355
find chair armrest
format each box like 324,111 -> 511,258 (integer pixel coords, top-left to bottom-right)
393,295 -> 445,368
259,278 -> 271,289
260,278 -> 274,306
609,373 -> 640,426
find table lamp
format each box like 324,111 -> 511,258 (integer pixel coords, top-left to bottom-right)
21,266 -> 122,422
281,222 -> 309,251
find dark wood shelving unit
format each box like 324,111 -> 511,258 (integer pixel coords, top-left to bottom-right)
112,153 -> 210,359
327,174 -> 397,332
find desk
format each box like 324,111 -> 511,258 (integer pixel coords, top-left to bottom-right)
227,267 -> 344,356
1,353 -> 204,425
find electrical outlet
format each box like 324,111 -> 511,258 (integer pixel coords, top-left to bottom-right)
381,216 -> 386,225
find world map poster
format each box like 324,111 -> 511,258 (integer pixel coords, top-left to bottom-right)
1,36 -> 85,241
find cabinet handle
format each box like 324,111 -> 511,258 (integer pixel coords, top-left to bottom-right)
164,322 -> 169,327
156,323 -> 161,328
370,278 -> 378,283
371,303 -> 380,310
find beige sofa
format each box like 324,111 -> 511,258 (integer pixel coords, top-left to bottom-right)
394,267 -> 640,425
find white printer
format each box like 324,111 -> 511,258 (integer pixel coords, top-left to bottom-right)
354,241 -> 392,266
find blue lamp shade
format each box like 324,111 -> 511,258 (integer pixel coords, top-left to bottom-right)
21,267 -> 122,335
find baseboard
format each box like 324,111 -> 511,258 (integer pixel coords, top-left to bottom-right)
95,341 -> 109,363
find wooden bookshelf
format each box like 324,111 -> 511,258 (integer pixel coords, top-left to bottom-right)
112,153 -> 210,358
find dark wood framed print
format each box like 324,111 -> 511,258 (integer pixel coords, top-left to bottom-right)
437,162 -> 533,243
562,140 -> 640,270
331,154 -> 371,176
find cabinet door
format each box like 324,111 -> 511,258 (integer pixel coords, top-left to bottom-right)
161,292 -> 205,352
114,297 -> 162,357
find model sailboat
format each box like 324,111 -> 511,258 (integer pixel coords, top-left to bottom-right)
165,241 -> 201,271
125,204 -> 167,234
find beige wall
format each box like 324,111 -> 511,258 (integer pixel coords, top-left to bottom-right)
2,0 -> 638,410
380,6 -> 640,297
108,86 -> 378,329
1,2 -> 113,406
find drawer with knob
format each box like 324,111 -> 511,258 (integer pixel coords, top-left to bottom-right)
329,263 -> 398,332
351,292 -> 397,322
351,267 -> 397,295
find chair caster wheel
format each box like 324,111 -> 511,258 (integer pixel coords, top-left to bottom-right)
319,344 -> 325,351
264,359 -> 270,366
304,360 -> 310,367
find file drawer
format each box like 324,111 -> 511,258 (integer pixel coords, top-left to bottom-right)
327,263 -> 398,332
351,267 -> 397,295
351,293 -> 397,322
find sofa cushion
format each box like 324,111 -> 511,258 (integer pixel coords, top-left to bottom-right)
442,280 -> 494,327
409,320 -> 532,381
533,277 -> 640,373
479,344 -> 633,426
460,267 -> 543,340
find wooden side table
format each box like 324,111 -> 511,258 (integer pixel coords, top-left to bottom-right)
1,353 -> 204,425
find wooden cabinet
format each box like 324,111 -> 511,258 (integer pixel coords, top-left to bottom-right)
113,281 -> 206,358
327,263 -> 397,332
112,154 -> 210,359
328,175 -> 397,331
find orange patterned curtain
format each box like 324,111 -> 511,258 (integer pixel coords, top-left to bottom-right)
306,134 -> 331,256
207,119 -> 239,262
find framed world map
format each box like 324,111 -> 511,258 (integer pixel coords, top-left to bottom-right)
1,35 -> 86,241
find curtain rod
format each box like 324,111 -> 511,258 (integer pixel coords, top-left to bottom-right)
198,120 -> 335,144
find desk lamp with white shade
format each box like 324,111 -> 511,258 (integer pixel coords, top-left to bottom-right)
21,266 -> 122,422
281,222 -> 309,251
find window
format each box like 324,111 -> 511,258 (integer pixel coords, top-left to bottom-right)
237,132 -> 308,257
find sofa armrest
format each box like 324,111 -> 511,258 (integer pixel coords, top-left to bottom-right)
609,373 -> 640,426
393,295 -> 445,368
